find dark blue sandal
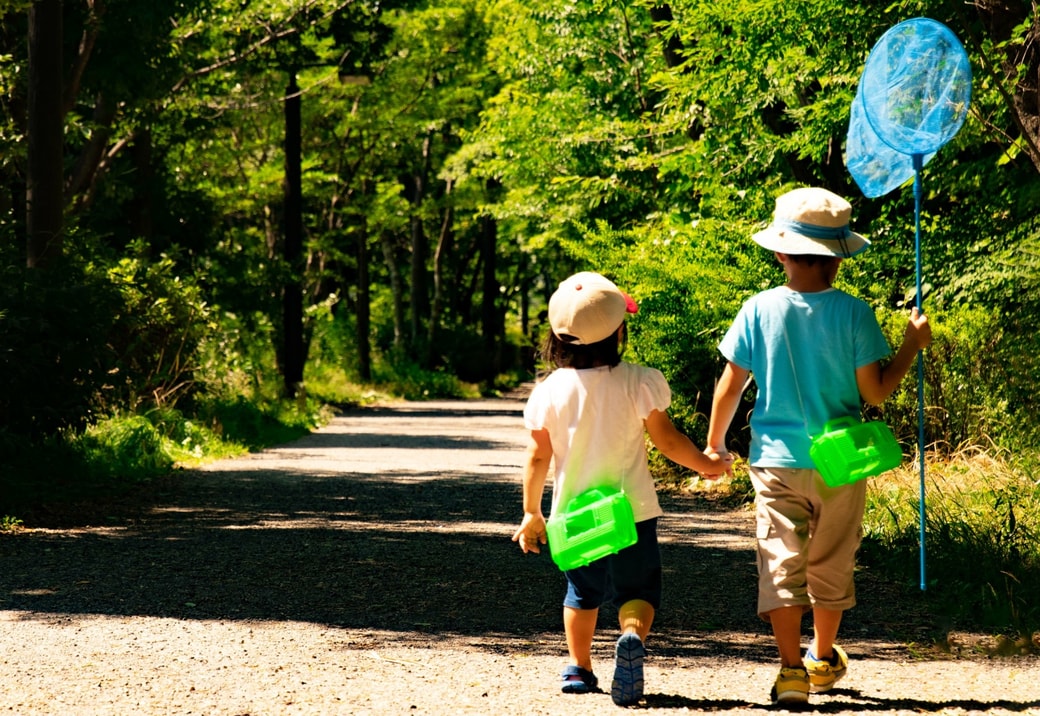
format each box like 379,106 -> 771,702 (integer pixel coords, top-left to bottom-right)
560,665 -> 598,694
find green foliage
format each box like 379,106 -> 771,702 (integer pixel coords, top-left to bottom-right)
143,406 -> 243,464
188,310 -> 330,447
470,0 -> 671,247
191,396 -> 318,452
0,417 -> 170,516
0,238 -> 211,436
877,304 -> 1009,454
370,354 -> 481,401
0,246 -> 122,437
0,1 -> 29,16
303,283 -> 517,399
2,0 -> 1040,646
643,0 -> 898,220
567,214 -> 748,441
0,396 -> 322,518
103,246 -> 213,412
0,47 -> 22,183
862,454 -> 1040,640
305,363 -> 392,408
80,415 -> 173,482
194,310 -> 284,405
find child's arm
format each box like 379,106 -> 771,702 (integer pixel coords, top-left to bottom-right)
644,409 -> 732,478
857,307 -> 932,406
511,428 -> 553,554
706,361 -> 750,469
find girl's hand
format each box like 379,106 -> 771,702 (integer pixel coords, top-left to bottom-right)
512,513 -> 547,554
702,447 -> 735,479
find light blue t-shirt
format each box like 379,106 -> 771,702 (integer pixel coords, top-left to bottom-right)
718,286 -> 891,467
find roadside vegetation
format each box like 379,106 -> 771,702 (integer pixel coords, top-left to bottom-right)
0,330 -> 490,522
673,450 -> 1040,655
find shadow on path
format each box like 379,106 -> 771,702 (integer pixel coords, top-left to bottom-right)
0,400 -> 1019,672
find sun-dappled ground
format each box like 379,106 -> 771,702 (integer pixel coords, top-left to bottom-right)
1,398 -> 1038,715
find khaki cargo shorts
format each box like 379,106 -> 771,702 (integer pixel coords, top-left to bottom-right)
750,466 -> 867,619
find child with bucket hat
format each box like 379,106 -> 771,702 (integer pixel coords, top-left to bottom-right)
706,187 -> 931,705
513,271 -> 730,706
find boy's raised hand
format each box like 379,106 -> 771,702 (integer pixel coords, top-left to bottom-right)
905,306 -> 932,351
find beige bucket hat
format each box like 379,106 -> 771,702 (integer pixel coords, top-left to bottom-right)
752,187 -> 870,258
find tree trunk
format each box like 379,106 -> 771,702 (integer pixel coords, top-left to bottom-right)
282,71 -> 305,398
426,181 -> 454,369
408,131 -> 433,358
26,0 -> 64,268
517,252 -> 536,376
129,129 -> 154,241
969,1 -> 1040,172
356,226 -> 372,382
64,92 -> 116,211
479,212 -> 499,381
380,230 -> 406,353
479,179 -> 503,382
648,4 -> 684,70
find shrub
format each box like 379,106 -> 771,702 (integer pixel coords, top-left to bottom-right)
0,240 -> 211,439
877,304 -> 1009,455
0,251 -> 121,437
102,245 -> 211,413
862,450 -> 1040,641
80,414 -> 172,481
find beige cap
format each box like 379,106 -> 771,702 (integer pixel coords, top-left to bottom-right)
548,272 -> 638,345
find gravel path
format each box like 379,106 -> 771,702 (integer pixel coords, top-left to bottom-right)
1,398 -> 1038,715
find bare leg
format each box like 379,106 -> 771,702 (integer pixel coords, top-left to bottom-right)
563,606 -> 599,670
809,607 -> 843,659
768,606 -> 804,667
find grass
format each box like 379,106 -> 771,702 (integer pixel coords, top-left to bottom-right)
861,447 -> 1040,649
0,396 -> 323,521
0,360 -> 511,525
659,443 -> 1040,652
305,359 -> 493,406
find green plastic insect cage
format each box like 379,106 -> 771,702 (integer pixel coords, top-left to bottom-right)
809,416 -> 903,487
546,486 -> 637,571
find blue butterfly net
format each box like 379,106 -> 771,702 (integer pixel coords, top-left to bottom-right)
845,17 -> 972,592
847,18 -> 971,198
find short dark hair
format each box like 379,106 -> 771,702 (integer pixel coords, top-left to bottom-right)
541,324 -> 626,370
786,254 -> 842,267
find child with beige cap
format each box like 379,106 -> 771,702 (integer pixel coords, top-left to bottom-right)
706,187 -> 931,705
512,271 -> 729,706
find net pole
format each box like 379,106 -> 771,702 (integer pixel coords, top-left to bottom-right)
913,152 -> 927,592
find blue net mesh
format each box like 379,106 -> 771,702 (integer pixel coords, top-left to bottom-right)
847,89 -> 934,198
846,18 -> 971,198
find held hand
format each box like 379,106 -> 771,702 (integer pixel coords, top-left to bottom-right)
511,513 -> 547,554
702,447 -> 735,479
906,306 -> 932,351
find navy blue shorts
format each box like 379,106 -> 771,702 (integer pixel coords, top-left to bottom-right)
563,518 -> 662,611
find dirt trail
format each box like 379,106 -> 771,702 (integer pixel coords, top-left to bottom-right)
0,398 -> 1038,715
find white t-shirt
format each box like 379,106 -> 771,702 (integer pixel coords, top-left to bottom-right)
523,362 -> 669,523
